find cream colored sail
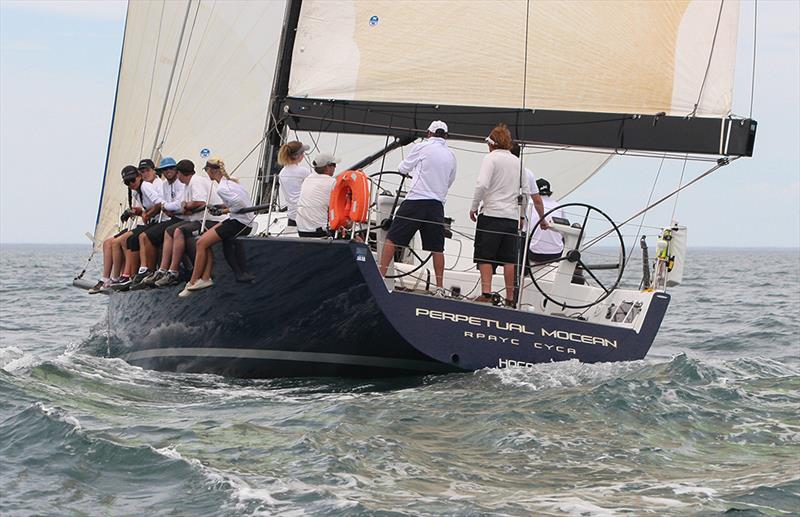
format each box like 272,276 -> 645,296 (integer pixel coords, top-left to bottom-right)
289,0 -> 739,118
94,0 -> 286,245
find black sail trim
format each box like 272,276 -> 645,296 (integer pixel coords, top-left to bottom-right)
283,97 -> 756,157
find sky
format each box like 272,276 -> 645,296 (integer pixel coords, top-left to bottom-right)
0,0 -> 798,247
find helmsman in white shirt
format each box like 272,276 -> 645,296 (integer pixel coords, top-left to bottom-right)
297,152 -> 339,237
378,120 -> 457,293
528,178 -> 565,263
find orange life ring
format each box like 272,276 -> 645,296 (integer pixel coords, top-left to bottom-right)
328,170 -> 370,231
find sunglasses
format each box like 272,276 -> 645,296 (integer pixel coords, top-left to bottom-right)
203,165 -> 221,171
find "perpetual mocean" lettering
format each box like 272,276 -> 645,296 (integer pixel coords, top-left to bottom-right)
541,329 -> 617,348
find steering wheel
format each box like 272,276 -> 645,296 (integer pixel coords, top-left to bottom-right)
528,202 -> 625,309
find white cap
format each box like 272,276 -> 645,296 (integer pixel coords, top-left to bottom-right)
427,120 -> 448,134
312,152 -> 340,167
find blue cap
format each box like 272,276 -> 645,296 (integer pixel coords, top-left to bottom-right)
157,156 -> 177,170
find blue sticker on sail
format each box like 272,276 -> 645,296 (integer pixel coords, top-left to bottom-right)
369,15 -> 379,27
200,148 -> 210,158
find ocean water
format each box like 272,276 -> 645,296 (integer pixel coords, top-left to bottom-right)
1,244 -> 798,516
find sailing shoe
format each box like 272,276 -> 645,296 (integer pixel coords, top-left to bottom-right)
177,283 -> 195,298
88,280 -> 105,294
129,271 -> 152,291
187,278 -> 214,291
142,269 -> 165,286
155,271 -> 180,288
110,277 -> 132,291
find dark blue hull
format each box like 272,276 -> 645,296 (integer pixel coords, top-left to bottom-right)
108,238 -> 670,378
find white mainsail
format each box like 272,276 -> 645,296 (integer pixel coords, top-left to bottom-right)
289,0 -> 739,117
94,0 -> 286,245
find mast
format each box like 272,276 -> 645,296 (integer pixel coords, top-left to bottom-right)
255,0 -> 303,204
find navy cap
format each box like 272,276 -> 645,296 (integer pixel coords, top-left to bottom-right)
536,178 -> 552,196
176,159 -> 195,174
121,165 -> 138,181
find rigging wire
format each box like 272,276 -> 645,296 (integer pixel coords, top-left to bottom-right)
691,0 -> 726,116
622,154 -> 665,274
140,0 -> 166,156
750,0 -> 758,119
670,153 -> 690,223
161,0 -> 203,144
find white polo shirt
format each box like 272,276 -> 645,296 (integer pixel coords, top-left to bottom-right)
279,163 -> 312,220
398,137 -> 457,203
138,177 -> 164,210
217,178 -> 254,226
296,173 -> 336,232
529,195 -> 565,255
162,178 -> 185,215
184,174 -> 225,222
471,149 -> 530,220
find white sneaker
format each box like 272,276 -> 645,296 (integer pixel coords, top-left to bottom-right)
432,287 -> 447,298
187,278 -> 214,291
178,283 -> 195,298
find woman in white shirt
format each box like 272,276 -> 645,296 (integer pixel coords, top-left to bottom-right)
277,141 -> 311,226
180,157 -> 255,296
469,123 -> 529,305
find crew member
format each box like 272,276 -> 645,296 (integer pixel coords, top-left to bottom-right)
378,120 -> 457,296
179,157 -> 255,296
277,141 -> 311,227
137,156 -> 185,288
510,143 -> 546,234
88,165 -> 139,293
469,123 -> 530,305
296,152 -> 339,237
155,159 -> 224,287
529,178 -> 565,263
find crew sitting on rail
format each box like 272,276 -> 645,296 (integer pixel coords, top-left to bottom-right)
154,159 -> 226,288
88,165 -> 141,294
178,157 -> 255,297
378,120 -> 457,296
136,156 -> 186,288
277,141 -> 311,227
110,160 -> 164,290
296,152 -> 339,238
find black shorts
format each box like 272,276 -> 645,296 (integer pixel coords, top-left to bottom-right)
166,220 -> 218,239
529,252 -> 562,264
126,224 -> 152,251
298,228 -> 329,238
143,217 -> 182,247
473,214 -> 519,265
215,219 -> 252,240
386,199 -> 445,252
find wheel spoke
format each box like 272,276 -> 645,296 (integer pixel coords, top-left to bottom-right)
579,259 -> 610,294
577,207 -> 590,246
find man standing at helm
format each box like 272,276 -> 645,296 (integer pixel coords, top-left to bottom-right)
379,120 -> 457,296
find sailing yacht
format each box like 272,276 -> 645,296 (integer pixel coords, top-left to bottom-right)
82,0 -> 757,378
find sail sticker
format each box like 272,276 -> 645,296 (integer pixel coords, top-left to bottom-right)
200,148 -> 211,158
368,15 -> 379,27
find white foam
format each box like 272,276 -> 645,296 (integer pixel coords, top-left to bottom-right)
34,402 -> 82,433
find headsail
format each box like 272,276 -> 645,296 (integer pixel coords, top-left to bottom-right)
93,0 -> 286,246
282,0 -> 754,156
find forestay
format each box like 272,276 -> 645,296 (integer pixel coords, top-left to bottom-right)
94,0 -> 286,246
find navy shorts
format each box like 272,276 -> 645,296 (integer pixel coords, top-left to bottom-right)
143,217 -> 182,247
386,199 -> 445,252
215,219 -> 252,240
473,214 -> 519,265
126,224 -> 152,251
